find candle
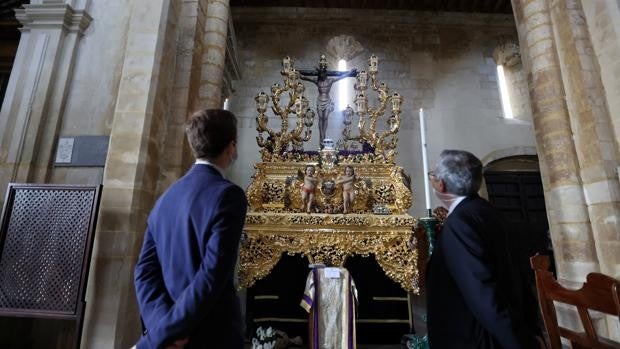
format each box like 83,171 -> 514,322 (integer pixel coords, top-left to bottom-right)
419,108 -> 432,215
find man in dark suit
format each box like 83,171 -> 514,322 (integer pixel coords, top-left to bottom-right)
426,149 -> 536,349
134,109 -> 248,349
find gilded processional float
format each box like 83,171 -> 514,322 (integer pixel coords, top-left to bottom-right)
238,55 -> 426,295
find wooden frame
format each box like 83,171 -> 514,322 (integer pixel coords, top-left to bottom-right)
531,254 -> 620,349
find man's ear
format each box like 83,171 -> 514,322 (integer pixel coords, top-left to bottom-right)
437,179 -> 447,193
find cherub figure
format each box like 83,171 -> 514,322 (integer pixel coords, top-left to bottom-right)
336,165 -> 357,214
300,165 -> 319,213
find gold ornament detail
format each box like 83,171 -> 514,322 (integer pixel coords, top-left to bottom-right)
246,162 -> 413,214
240,55 -> 426,295
239,212 -> 422,293
254,55 -> 403,164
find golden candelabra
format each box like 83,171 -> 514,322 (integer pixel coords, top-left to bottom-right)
255,56 -> 315,161
341,55 -> 403,163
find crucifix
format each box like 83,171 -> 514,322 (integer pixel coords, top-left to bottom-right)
298,54 -> 358,148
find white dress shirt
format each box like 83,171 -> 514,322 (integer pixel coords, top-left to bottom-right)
447,195 -> 467,215
195,159 -> 226,178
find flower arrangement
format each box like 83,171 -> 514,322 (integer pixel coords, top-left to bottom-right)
402,333 -> 429,349
251,326 -> 278,349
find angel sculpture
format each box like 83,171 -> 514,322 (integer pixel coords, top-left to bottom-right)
336,165 -> 358,214
299,165 -> 319,213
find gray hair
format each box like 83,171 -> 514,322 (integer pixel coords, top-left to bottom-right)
435,149 -> 483,196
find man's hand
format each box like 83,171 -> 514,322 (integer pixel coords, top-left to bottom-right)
166,338 -> 189,349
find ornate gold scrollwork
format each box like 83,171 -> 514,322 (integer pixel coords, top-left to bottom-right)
239,213 -> 422,294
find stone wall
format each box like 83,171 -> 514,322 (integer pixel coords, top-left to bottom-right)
48,0 -> 131,185
81,0 -> 183,347
229,7 -> 537,218
512,0 -> 620,339
581,0 -> 620,159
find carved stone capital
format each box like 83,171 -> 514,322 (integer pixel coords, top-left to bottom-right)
493,40 -> 521,67
15,3 -> 92,34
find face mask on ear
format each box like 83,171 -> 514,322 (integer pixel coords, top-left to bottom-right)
433,188 -> 458,207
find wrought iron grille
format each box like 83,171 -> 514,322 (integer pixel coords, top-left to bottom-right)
0,184 -> 101,318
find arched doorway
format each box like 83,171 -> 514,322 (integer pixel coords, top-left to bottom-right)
483,154 -> 551,259
483,154 -> 551,337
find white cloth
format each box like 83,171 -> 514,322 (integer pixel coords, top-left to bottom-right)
300,267 -> 358,349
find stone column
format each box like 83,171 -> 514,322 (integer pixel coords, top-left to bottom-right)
0,1 -> 91,202
80,1 -> 181,348
511,0 -> 599,282
199,0 -> 230,108
548,0 -> 620,277
580,1 -> 620,159
548,0 -> 620,339
157,0 -> 207,195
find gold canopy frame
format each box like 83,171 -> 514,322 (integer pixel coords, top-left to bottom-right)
239,212 -> 424,293
240,55 -> 426,294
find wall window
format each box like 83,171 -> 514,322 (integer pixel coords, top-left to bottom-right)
496,64 -> 513,119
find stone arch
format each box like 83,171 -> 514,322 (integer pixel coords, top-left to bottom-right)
477,146 -> 539,200
481,146 -> 538,167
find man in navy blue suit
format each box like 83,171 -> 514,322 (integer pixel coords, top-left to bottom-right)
426,150 -> 537,349
134,109 -> 248,349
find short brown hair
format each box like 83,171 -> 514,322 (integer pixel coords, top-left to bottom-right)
185,109 -> 238,159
